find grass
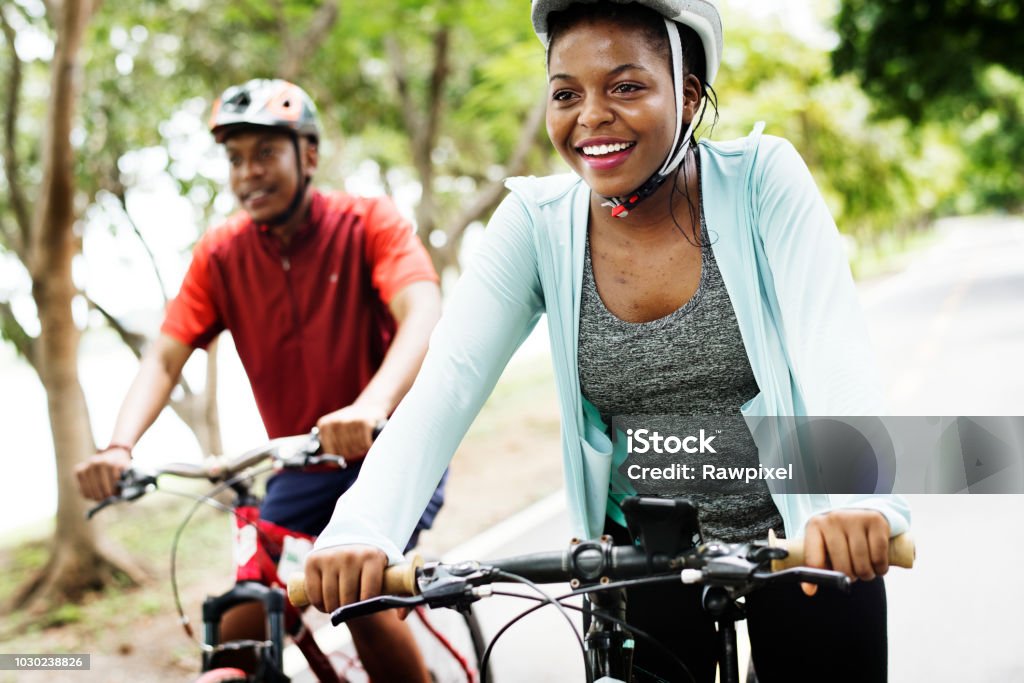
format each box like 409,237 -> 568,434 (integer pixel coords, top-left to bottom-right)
0,483 -> 234,639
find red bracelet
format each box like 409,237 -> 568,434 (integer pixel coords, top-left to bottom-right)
100,443 -> 133,457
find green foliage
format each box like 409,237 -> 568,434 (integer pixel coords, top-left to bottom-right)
712,8 -> 962,243
2,0 -> 1020,347
957,67 -> 1024,212
42,604 -> 83,628
833,0 -> 1024,212
833,0 -> 1024,123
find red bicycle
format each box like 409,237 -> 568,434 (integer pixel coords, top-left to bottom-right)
87,430 -> 489,683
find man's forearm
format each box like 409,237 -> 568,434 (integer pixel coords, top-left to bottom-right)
355,282 -> 441,415
108,334 -> 193,449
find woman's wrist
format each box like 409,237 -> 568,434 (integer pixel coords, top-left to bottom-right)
99,442 -> 133,458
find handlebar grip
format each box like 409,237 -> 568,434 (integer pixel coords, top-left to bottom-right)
383,554 -> 422,596
287,572 -> 310,607
768,529 -> 915,571
286,554 -> 424,608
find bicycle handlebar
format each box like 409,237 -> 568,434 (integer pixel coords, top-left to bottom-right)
85,429 -> 345,519
85,421 -> 391,518
287,531 -> 915,619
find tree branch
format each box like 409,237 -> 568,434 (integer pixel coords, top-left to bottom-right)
40,0 -> 57,23
85,294 -> 194,395
84,295 -> 146,358
268,0 -> 291,61
0,298 -> 35,365
113,190 -> 170,304
385,37 -> 423,159
279,0 -> 341,81
423,26 -> 450,169
0,5 -> 32,257
447,90 -> 547,243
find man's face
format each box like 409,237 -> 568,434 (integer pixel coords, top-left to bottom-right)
225,129 -> 311,223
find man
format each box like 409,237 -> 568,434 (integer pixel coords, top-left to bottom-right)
76,79 -> 442,682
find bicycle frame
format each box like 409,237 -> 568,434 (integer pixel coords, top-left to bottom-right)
88,433 -> 491,683
201,480 -> 342,683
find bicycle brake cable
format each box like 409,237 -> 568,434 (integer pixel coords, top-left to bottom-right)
157,464 -> 277,649
486,589 -> 695,683
481,571 -> 584,678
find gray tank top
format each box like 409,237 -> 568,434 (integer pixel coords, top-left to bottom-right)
578,208 -> 785,543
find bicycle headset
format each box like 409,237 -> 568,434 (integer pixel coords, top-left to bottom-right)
208,78 -> 321,229
531,0 -> 723,218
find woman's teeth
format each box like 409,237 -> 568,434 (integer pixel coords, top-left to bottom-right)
581,142 -> 634,156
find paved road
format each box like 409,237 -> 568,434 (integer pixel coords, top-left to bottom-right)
859,216 -> 1024,415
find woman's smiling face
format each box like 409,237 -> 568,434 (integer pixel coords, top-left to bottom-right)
545,16 -> 678,199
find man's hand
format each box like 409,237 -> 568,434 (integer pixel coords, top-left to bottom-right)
317,404 -> 387,459
304,545 -> 388,613
75,447 -> 132,501
801,509 -> 891,596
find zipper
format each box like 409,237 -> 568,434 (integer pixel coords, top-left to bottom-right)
281,255 -> 303,333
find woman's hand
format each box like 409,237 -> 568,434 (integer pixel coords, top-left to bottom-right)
303,544 -> 389,613
801,509 -> 891,596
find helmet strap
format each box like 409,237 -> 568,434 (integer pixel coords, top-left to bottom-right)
601,18 -> 694,219
258,134 -> 308,229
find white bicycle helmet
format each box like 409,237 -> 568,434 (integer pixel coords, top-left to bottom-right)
532,0 -> 722,86
531,0 -> 724,218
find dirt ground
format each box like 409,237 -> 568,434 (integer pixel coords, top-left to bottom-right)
0,358 -> 563,683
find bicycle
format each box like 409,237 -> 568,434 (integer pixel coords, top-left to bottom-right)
289,496 -> 915,683
87,429 -> 490,683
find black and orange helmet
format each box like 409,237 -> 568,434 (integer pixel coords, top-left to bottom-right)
209,79 -> 320,144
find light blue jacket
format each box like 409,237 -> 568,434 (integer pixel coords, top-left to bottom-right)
315,125 -> 911,562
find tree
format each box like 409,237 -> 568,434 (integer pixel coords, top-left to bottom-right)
833,0 -> 1024,122
833,0 -> 1024,211
294,0 -> 551,276
1,0 -> 149,611
3,0 -> 553,608
710,5 -> 962,247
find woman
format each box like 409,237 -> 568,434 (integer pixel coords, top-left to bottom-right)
308,2 -> 909,680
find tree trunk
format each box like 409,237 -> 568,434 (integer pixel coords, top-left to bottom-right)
13,0 -> 147,613
167,338 -> 223,455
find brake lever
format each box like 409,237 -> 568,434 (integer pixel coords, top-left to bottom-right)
85,469 -> 157,519
329,595 -> 426,626
754,567 -> 852,593
280,422 -> 387,469
86,496 -> 117,520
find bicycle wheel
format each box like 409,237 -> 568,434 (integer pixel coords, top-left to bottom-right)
194,668 -> 249,683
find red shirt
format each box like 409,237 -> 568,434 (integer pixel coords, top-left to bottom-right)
162,190 -> 438,438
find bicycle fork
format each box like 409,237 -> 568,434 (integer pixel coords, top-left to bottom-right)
584,587 -> 634,683
202,581 -> 289,682
703,586 -> 746,683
